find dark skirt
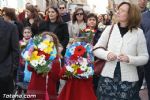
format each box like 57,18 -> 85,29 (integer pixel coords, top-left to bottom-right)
96,62 -> 140,100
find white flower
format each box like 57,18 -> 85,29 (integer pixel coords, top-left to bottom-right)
30,60 -> 38,67
66,66 -> 74,72
38,58 -> 46,66
86,67 -> 93,75
38,43 -> 47,51
85,28 -> 90,32
69,47 -> 75,55
79,73 -> 89,78
40,60 -> 46,66
40,55 -> 45,60
80,66 -> 87,71
80,58 -> 88,66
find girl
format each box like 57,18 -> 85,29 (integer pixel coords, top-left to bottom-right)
57,13 -> 101,100
18,27 -> 32,83
26,32 -> 62,100
86,13 -> 102,45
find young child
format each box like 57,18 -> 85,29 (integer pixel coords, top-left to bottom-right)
18,27 -> 32,83
26,32 -> 62,100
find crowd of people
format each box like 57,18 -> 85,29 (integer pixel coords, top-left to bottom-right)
0,0 -> 150,100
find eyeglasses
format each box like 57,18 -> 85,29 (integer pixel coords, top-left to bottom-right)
76,13 -> 83,16
59,7 -> 65,9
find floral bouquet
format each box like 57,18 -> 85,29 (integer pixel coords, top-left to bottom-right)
21,34 -> 57,74
61,42 -> 94,79
19,39 -> 29,51
78,27 -> 96,43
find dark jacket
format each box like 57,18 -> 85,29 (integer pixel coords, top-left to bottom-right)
61,13 -> 71,22
39,21 -> 69,56
0,18 -> 19,77
22,18 -> 42,36
14,21 -> 23,40
141,10 -> 150,55
93,29 -> 102,46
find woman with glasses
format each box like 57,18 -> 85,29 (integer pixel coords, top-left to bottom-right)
68,8 -> 86,42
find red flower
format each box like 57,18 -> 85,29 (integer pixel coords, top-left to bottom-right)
74,45 -> 86,57
37,50 -> 50,60
70,55 -> 78,61
37,50 -> 45,56
77,68 -> 84,74
45,53 -> 50,60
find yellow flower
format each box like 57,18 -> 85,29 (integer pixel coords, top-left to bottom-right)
72,64 -> 79,74
34,45 -> 38,49
43,41 -> 54,53
30,51 -> 40,61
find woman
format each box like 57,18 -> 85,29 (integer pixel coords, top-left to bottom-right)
23,5 -> 42,36
93,2 -> 149,100
103,14 -> 111,25
39,7 -> 69,57
68,8 -> 86,39
97,14 -> 106,31
86,13 -> 102,45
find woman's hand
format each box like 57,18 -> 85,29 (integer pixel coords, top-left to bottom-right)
107,52 -> 117,61
118,54 -> 129,63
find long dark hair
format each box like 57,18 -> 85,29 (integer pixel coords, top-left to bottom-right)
72,8 -> 86,24
47,7 -> 63,23
26,5 -> 41,28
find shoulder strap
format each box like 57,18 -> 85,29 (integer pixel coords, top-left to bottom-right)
93,24 -> 114,51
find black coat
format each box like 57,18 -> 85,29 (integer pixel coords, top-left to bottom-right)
39,21 -> 69,56
0,18 -> 19,77
93,29 -> 102,46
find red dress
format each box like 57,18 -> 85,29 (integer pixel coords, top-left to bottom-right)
27,57 -> 60,100
58,69 -> 97,100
